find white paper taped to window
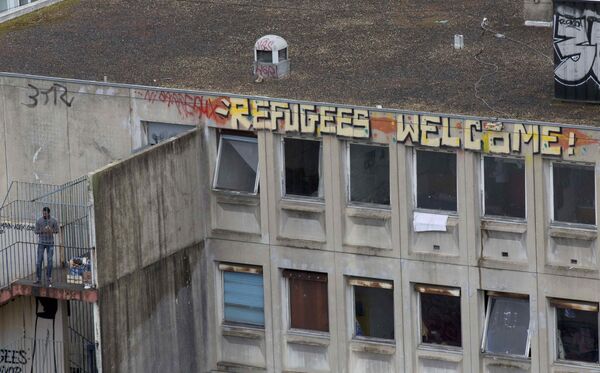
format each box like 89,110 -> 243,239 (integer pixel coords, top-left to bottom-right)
413,212 -> 448,232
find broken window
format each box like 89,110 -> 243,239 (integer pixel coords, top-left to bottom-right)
482,293 -> 530,356
416,284 -> 461,347
552,299 -> 599,363
213,135 -> 259,194
283,269 -> 329,332
284,138 -> 322,198
483,157 -> 526,219
220,264 -> 264,327
351,278 -> 394,340
553,163 -> 595,225
416,150 -> 457,211
349,143 -> 390,205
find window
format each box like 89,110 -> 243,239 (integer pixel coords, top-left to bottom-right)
220,263 -> 265,327
278,48 -> 288,61
482,293 -> 530,356
284,138 -> 322,198
483,157 -> 525,219
143,121 -> 195,146
213,135 -> 259,194
256,50 -> 272,63
349,143 -> 390,205
416,284 -> 461,347
350,278 -> 394,340
283,269 -> 328,332
416,150 -> 457,211
553,163 -> 595,225
551,299 -> 599,363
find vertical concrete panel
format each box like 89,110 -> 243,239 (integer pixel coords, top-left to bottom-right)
2,77 -> 70,185
65,83 -> 132,179
0,77 -> 8,199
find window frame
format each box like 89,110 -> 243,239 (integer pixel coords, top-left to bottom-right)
480,154 -> 527,221
413,148 -> 458,214
212,134 -> 260,195
480,291 -> 531,358
349,277 -> 395,343
345,141 -> 391,208
280,136 -> 324,201
415,283 -> 462,351
549,161 -> 597,227
282,269 -> 330,335
218,263 -> 265,329
551,298 -> 600,366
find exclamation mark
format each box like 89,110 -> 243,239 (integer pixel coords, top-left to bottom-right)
568,131 -> 576,155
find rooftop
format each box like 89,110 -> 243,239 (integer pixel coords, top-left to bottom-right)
0,0 -> 597,125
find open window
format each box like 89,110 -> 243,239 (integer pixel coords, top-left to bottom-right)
416,284 -> 461,348
348,143 -> 390,205
552,163 -> 595,225
283,138 -> 322,198
551,298 -> 599,364
483,156 -> 525,219
416,150 -> 457,212
350,277 -> 394,341
213,134 -> 259,194
142,121 -> 195,147
481,292 -> 530,357
283,269 -> 329,333
219,263 -> 265,327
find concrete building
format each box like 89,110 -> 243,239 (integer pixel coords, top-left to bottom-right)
0,0 -> 599,372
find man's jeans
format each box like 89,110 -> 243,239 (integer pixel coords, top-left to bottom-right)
36,244 -> 54,281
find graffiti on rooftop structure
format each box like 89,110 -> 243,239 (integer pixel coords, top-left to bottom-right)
22,83 -> 74,108
137,89 -> 599,157
554,8 -> 600,87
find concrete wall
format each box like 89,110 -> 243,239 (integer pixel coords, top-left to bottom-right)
90,130 -> 207,372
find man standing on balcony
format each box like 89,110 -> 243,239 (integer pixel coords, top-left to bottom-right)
35,207 -> 59,286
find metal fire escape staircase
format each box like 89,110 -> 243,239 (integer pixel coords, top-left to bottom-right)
0,177 -> 98,373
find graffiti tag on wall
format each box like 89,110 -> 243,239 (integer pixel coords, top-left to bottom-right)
554,10 -> 600,87
0,222 -> 36,235
0,349 -> 27,373
22,83 -> 74,108
138,91 -> 599,157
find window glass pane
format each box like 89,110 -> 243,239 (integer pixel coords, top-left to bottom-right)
553,163 -> 595,225
484,157 -> 525,218
214,136 -> 259,193
349,144 -> 390,205
289,272 -> 329,332
257,50 -> 272,63
145,122 -> 194,146
284,138 -> 321,197
484,297 -> 529,355
421,293 -> 461,347
223,271 -> 264,326
556,307 -> 598,363
417,150 -> 457,211
354,286 -> 394,340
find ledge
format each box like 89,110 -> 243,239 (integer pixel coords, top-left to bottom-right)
549,225 -> 597,241
481,218 -> 527,234
350,339 -> 396,355
279,198 -> 325,214
214,190 -> 260,206
221,325 -> 264,340
286,332 -> 330,347
216,361 -> 266,372
346,206 -> 391,220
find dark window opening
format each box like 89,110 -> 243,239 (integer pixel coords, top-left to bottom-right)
420,291 -> 461,347
284,138 -> 321,198
556,306 -> 598,363
278,48 -> 288,61
349,143 -> 390,205
257,50 -> 272,63
214,135 -> 259,193
416,150 -> 457,211
484,157 -> 526,219
284,269 -> 329,332
354,285 -> 394,340
483,295 -> 530,356
553,163 -> 595,225
144,121 -> 195,147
